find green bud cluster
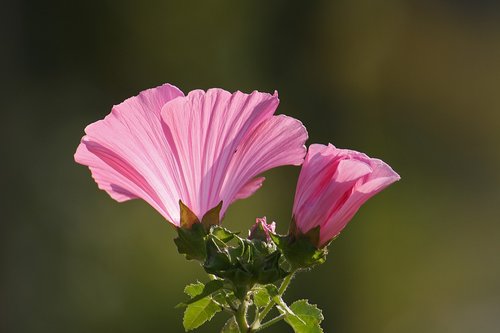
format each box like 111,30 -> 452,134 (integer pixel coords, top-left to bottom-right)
174,202 -> 327,332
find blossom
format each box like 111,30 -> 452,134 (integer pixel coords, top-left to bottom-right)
292,144 -> 400,247
248,217 -> 276,241
75,83 -> 308,226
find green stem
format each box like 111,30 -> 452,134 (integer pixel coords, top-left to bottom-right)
212,299 -> 234,314
278,272 -> 295,294
235,296 -> 250,332
254,314 -> 285,332
254,272 -> 295,327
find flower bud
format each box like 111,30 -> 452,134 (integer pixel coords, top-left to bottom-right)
248,217 -> 276,242
291,144 -> 400,248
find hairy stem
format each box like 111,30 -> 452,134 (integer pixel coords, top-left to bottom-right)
253,272 -> 296,328
254,314 -> 286,332
235,296 -> 250,332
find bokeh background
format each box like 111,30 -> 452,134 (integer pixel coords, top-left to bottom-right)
2,0 -> 500,332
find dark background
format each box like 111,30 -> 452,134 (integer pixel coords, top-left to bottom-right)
2,1 -> 500,332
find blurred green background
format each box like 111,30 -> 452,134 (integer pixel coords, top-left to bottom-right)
2,0 -> 500,332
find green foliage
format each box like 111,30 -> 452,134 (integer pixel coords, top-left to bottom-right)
253,287 -> 271,308
264,284 -> 279,297
174,201 -> 224,261
203,227 -> 287,298
177,280 -> 225,307
270,232 -> 328,270
181,280 -> 223,331
284,300 -> 324,333
183,297 -> 221,331
175,219 -> 326,332
211,226 -> 237,243
174,222 -> 207,261
184,282 -> 205,298
221,317 -> 240,333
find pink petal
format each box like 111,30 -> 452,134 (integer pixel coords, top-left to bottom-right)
75,83 -> 185,224
160,89 -> 281,219
222,114 -> 308,210
234,177 -> 266,201
320,159 -> 400,243
294,154 -> 372,233
293,144 -> 337,213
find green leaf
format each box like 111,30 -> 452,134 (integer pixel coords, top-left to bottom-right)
276,299 -> 305,325
253,287 -> 271,308
204,237 -> 233,273
221,317 -> 240,333
211,226 -> 236,243
262,284 -> 304,324
284,299 -> 324,333
184,282 -> 205,297
174,222 -> 207,261
269,232 -> 284,248
257,251 -> 288,284
177,280 -> 225,307
264,284 -> 279,298
183,297 -> 221,331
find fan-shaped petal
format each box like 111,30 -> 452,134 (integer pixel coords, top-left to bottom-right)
76,84 -> 308,226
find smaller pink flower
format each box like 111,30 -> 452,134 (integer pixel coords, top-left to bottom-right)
292,144 -> 400,247
248,217 -> 276,241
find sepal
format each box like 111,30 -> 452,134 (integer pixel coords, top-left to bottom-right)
202,201 -> 223,231
271,221 -> 328,270
174,222 -> 207,261
204,236 -> 234,272
179,200 -> 200,229
174,201 -> 224,261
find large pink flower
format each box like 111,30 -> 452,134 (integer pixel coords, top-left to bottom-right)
75,83 -> 308,226
292,144 -> 400,247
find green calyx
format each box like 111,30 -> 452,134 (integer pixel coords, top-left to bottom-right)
174,201 -> 222,261
174,202 -> 288,297
204,229 -> 288,298
174,203 -> 329,280
270,219 -> 329,271
174,222 -> 208,261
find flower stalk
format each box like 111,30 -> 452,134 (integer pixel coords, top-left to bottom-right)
255,272 -> 295,327
232,272 -> 296,332
254,314 -> 286,332
235,295 -> 250,332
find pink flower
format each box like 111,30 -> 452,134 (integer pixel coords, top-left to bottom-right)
292,144 -> 400,247
75,83 -> 308,226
